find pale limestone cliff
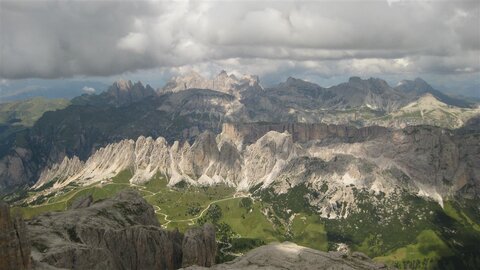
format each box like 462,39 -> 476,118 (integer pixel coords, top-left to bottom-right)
32,123 -> 479,218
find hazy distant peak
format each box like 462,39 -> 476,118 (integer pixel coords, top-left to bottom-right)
106,79 -> 155,106
414,77 -> 434,90
217,70 -> 230,78
343,77 -> 391,93
348,76 -> 362,83
283,77 -> 316,87
347,76 -> 389,86
113,79 -> 134,91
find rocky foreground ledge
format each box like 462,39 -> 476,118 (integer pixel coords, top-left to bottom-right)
1,190 -> 216,270
183,242 -> 391,270
1,190 -> 392,270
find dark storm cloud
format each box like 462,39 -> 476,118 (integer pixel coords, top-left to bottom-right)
0,0 -> 478,79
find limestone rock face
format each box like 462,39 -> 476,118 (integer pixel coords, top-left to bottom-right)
182,223 -> 216,268
32,120 -> 480,218
221,122 -> 388,145
107,79 -> 156,106
161,70 -> 262,98
0,201 -> 31,270
0,147 -> 35,193
182,242 -> 391,270
27,190 -> 216,270
35,156 -> 84,189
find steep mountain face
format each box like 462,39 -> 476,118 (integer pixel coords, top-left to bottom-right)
72,79 -> 156,106
221,122 -> 388,145
395,78 -> 473,108
0,147 -> 36,192
0,88 -> 244,193
27,190 -> 216,270
239,77 -> 415,124
326,77 -> 409,112
161,70 -> 262,98
106,79 -> 157,106
0,201 -> 31,270
32,122 -> 479,218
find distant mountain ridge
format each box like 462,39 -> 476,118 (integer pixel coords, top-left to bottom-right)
0,71 -> 479,194
72,79 -> 156,106
395,78 -> 473,108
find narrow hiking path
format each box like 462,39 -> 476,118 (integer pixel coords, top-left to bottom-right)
217,240 -> 244,257
154,193 -> 249,228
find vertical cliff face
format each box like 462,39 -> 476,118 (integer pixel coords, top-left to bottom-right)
220,122 -> 389,145
0,201 -> 31,270
106,80 -> 157,106
182,223 -> 217,268
0,147 -> 36,194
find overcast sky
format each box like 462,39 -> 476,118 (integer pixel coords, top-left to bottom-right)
0,0 -> 479,94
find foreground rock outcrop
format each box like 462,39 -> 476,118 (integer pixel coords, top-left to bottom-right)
27,190 -> 216,270
183,242 -> 391,270
0,201 -> 31,270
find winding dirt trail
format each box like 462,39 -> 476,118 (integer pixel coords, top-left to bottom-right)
153,193 -> 248,228
27,180 -> 249,230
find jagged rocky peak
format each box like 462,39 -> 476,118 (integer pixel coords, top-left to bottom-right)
107,79 -> 156,105
111,79 -> 133,91
346,76 -> 392,92
161,70 -> 262,97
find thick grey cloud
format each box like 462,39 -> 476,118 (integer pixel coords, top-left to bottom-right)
0,0 -> 478,80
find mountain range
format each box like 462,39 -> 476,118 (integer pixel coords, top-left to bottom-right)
1,71 -> 479,269
1,71 -> 478,193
